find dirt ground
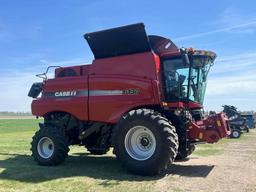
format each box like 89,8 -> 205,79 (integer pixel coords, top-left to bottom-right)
155,129 -> 256,192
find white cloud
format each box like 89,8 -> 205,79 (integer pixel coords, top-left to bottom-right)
0,72 -> 38,112
39,57 -> 90,66
217,7 -> 256,35
207,74 -> 256,96
174,7 -> 256,42
204,51 -> 256,111
211,51 -> 256,75
173,20 -> 256,42
207,51 -> 256,96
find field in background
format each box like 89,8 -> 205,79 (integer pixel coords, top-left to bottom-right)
0,116 -> 34,119
0,119 -> 255,192
0,112 -> 33,119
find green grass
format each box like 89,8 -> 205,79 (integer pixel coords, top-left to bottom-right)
0,119 -> 41,134
0,119 -> 160,192
192,131 -> 252,157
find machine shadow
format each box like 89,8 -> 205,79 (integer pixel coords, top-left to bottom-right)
167,164 -> 214,177
0,153 -> 213,183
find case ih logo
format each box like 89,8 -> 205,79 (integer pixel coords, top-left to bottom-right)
54,91 -> 77,97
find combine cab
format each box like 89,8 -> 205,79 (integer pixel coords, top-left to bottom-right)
28,23 -> 230,175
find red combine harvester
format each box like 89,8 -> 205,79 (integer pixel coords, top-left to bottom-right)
28,23 -> 230,175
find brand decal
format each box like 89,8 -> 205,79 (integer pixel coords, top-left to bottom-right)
54,91 -> 77,97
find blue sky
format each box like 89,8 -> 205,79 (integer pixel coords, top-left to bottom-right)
0,0 -> 256,112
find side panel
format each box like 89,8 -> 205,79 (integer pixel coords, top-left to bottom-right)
88,75 -> 158,123
32,76 -> 89,120
90,52 -> 158,80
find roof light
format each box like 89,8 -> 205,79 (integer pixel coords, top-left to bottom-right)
188,47 -> 195,54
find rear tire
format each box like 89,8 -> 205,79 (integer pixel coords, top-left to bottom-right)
112,109 -> 178,176
31,125 -> 69,166
230,129 -> 241,139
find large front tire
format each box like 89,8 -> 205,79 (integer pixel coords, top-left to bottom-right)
31,125 -> 69,166
112,109 -> 178,176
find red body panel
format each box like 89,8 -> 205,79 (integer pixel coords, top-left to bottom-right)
32,76 -> 89,120
90,52 -> 158,79
89,75 -> 156,123
31,52 -> 161,122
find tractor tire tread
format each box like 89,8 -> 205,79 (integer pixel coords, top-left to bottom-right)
112,108 -> 178,176
31,125 -> 69,166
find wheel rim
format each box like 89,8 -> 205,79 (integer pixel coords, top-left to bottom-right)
37,137 -> 55,159
233,131 -> 239,138
125,126 -> 156,161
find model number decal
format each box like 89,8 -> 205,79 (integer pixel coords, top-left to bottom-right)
122,89 -> 140,95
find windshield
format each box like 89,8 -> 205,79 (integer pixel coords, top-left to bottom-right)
162,55 -> 213,104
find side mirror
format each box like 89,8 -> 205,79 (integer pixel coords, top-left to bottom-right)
180,48 -> 190,66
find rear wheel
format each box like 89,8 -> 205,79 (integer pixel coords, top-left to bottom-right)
112,109 -> 178,176
31,125 -> 69,166
230,129 -> 241,139
124,126 -> 156,161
